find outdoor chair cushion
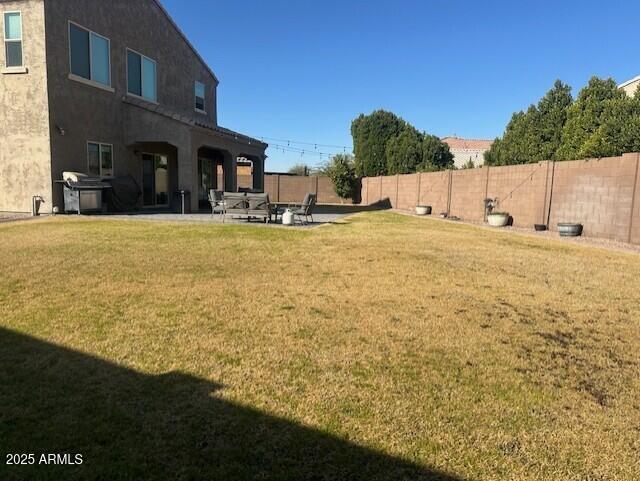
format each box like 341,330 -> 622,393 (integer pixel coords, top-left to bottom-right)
247,194 -> 270,214
224,193 -> 248,213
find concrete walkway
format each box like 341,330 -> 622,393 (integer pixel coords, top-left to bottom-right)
103,211 -> 350,227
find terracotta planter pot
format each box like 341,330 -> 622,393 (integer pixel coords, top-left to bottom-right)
415,206 -> 432,216
487,213 -> 510,227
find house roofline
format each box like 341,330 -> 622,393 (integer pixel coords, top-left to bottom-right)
153,0 -> 219,85
618,75 -> 640,89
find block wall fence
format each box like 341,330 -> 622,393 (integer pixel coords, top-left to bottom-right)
264,174 -> 355,204
361,152 -> 640,245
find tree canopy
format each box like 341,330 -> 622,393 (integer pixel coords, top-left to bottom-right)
352,110 -> 453,176
485,80 -> 573,165
385,126 -> 423,174
287,163 -> 312,176
323,154 -> 358,200
556,77 -> 624,160
352,110 -> 405,177
486,77 -> 640,165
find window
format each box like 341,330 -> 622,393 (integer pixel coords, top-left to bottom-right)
195,81 -> 205,112
69,22 -> 111,87
127,49 -> 157,102
88,142 -> 113,177
4,12 -> 23,68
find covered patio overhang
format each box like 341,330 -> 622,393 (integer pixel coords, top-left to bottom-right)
123,99 -> 267,212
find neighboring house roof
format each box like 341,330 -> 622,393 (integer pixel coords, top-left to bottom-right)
618,75 -> 640,90
442,137 -> 493,151
153,0 -> 219,85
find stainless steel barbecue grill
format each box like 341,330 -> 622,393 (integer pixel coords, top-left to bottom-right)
58,172 -> 112,214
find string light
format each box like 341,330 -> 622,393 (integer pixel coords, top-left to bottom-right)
253,135 -> 351,151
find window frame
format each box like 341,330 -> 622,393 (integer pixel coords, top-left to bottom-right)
194,81 -> 206,114
67,20 -> 113,90
87,141 -> 114,178
126,47 -> 158,103
3,11 -> 24,69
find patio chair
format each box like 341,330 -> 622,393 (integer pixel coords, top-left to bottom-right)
208,189 -> 224,218
222,193 -> 247,223
291,193 -> 317,225
247,193 -> 272,223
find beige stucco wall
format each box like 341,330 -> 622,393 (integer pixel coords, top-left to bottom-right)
450,148 -> 487,168
0,0 -> 52,213
620,78 -> 640,97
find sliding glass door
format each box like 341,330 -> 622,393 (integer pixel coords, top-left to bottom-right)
142,153 -> 169,207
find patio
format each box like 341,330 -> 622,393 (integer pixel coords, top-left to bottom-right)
94,204 -> 375,227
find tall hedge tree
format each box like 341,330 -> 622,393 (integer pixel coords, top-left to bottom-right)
385,126 -> 423,174
556,77 -> 624,161
536,80 -> 573,160
485,80 -> 572,165
580,89 -> 640,158
351,110 -> 405,177
421,134 -> 454,170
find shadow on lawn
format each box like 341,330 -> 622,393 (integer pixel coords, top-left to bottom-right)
0,328 -> 463,481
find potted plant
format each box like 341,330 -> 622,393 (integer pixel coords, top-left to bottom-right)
487,211 -> 510,227
415,205 -> 432,215
558,223 -> 583,237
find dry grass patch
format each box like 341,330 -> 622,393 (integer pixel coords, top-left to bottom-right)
0,213 -> 639,480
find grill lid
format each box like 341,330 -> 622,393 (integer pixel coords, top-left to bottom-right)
62,172 -> 111,189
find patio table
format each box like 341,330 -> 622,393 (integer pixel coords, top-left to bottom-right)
270,205 -> 285,223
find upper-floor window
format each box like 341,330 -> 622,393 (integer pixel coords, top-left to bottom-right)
195,81 -> 206,112
69,22 -> 111,87
127,49 -> 157,102
4,12 -> 23,68
88,142 -> 113,177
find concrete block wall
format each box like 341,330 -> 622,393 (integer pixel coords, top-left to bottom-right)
418,171 -> 451,215
486,162 -> 550,227
631,161 -> 640,244
549,154 -> 639,241
360,153 -> 640,244
396,174 -> 419,211
449,168 -> 488,222
264,174 -> 355,204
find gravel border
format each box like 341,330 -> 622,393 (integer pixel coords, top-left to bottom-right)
395,210 -> 640,256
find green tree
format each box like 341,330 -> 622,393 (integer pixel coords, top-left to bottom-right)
421,134 -> 454,170
556,77 -> 624,160
580,90 -> 640,158
536,80 -> 573,160
460,158 -> 475,169
324,154 -> 358,199
385,126 -> 423,174
288,163 -> 312,176
351,110 -> 405,177
485,80 -> 573,165
485,109 -> 539,165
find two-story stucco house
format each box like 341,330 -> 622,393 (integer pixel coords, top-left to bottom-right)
0,0 -> 267,213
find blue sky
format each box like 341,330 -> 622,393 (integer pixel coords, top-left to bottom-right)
162,0 -> 640,172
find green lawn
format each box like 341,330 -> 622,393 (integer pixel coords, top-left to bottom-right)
1,213 -> 639,480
